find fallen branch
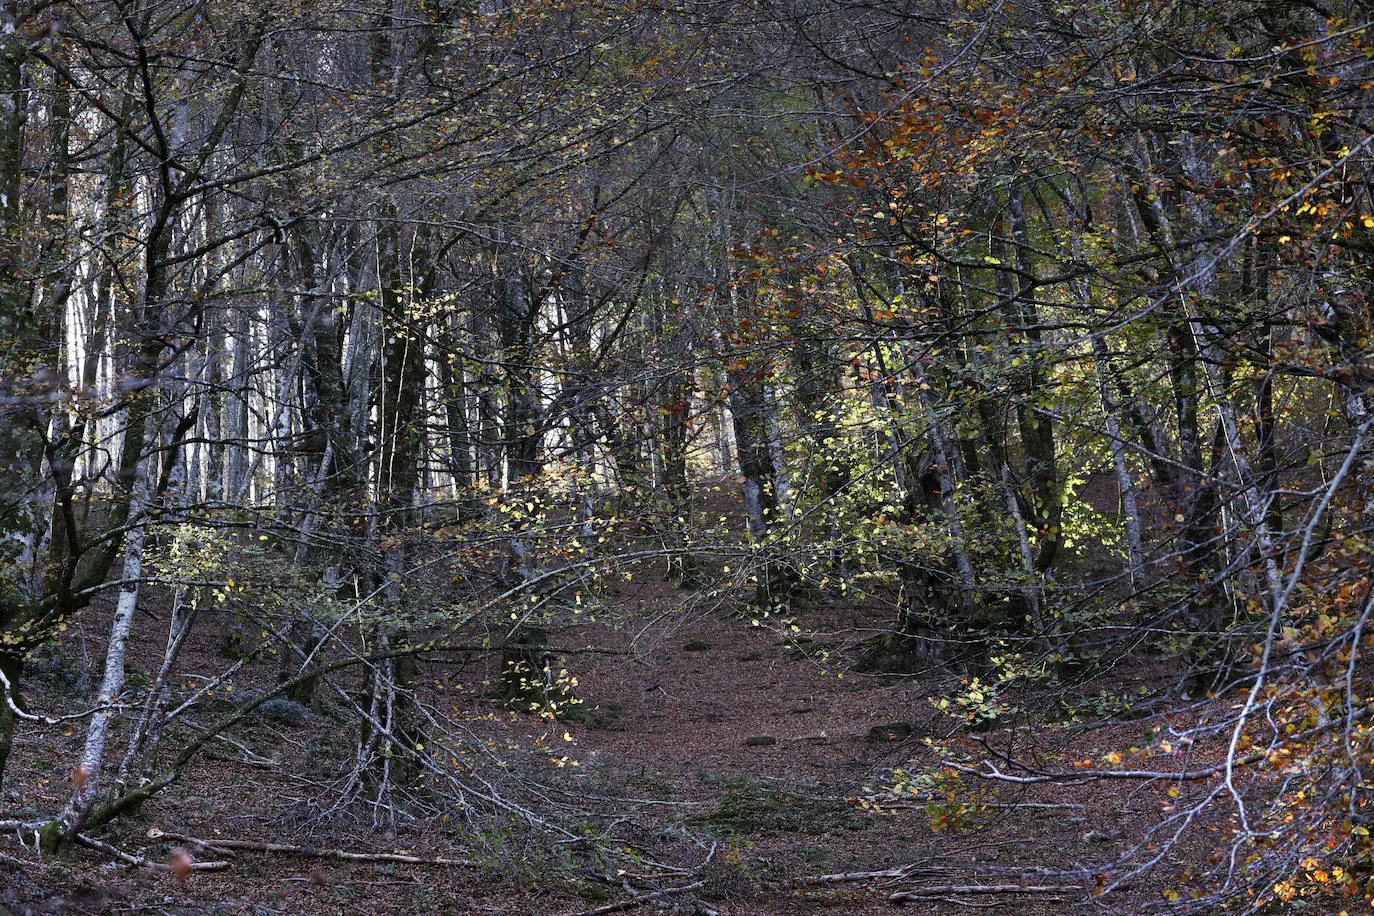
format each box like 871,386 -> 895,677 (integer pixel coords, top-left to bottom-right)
85,641 -> 462,833
797,864 -> 944,885
0,666 -> 123,725
954,708 -> 1374,787
147,828 -> 471,866
75,833 -> 229,872
889,884 -> 1082,902
564,879 -> 707,916
870,800 -> 1085,811
946,759 -> 1225,785
203,750 -> 277,769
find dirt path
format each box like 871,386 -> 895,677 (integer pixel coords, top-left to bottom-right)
0,580 -> 1183,915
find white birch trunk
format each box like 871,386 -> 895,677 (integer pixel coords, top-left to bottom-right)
112,574 -> 195,791
763,382 -> 793,516
58,424 -> 151,829
715,400 -> 735,476
225,304 -> 250,499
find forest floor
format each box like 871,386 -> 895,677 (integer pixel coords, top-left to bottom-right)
0,515 -> 1227,915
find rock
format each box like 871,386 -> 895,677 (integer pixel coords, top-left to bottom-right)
1082,829 -> 1121,844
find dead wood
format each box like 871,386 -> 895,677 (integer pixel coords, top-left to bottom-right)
797,863 -> 947,885
889,883 -> 1083,902
75,832 -> 230,872
563,879 -> 708,916
147,828 -> 472,866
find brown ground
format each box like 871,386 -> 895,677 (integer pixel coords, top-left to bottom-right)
0,523 -> 1226,916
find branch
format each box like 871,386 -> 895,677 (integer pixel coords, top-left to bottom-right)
74,832 -> 229,873
563,881 -> 707,916
146,829 -> 470,867
889,884 -> 1081,902
0,665 -> 119,725
797,863 -> 943,885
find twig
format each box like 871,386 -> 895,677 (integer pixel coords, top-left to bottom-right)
146,828 -> 471,866
162,658 -> 248,724
563,879 -> 707,916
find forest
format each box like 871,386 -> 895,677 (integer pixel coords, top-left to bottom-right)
0,0 -> 1372,912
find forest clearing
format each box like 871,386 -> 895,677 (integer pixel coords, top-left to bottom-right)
1,0 -> 1373,912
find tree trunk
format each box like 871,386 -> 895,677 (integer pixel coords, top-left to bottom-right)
1090,330 -> 1146,587
991,188 -> 1062,574
436,316 -> 477,517
0,7 -> 43,784
47,416 -> 152,848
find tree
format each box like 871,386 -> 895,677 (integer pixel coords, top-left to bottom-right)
4,1 -> 1374,910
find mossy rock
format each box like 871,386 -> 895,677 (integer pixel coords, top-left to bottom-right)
255,697 -> 311,725
553,700 -> 606,728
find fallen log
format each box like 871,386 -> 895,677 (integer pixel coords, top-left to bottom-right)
147,828 -> 471,867
890,883 -> 1082,903
75,833 -> 229,873
797,864 -> 944,885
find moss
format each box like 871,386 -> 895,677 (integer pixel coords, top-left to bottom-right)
254,696 -> 311,725
35,819 -> 63,855
695,779 -> 862,836
571,879 -> 609,903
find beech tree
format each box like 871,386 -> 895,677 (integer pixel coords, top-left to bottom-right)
1,0 -> 1374,910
